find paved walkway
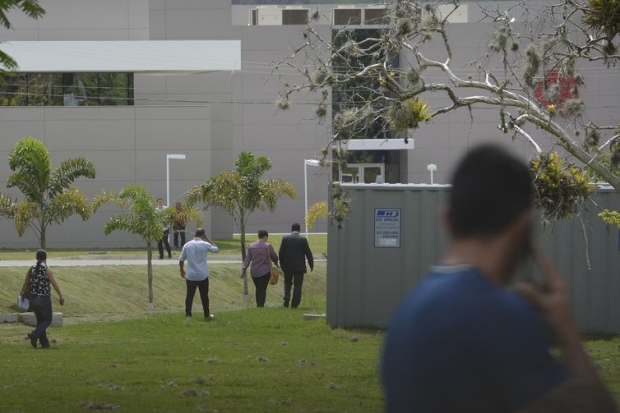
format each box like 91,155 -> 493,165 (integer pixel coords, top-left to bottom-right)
0,255 -> 243,267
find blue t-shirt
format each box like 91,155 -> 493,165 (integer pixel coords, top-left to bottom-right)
381,266 -> 568,413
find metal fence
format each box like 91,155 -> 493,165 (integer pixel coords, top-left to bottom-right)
327,184 -> 620,334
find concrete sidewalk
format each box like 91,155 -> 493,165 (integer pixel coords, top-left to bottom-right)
0,255 -> 243,267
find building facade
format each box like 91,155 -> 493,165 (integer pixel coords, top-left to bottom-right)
0,0 -> 617,248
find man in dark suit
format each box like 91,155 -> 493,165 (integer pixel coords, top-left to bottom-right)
278,222 -> 314,308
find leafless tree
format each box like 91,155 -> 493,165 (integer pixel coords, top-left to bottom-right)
275,0 -> 620,226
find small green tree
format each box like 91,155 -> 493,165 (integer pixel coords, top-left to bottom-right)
93,184 -> 203,309
0,137 -> 96,248
185,151 -> 296,297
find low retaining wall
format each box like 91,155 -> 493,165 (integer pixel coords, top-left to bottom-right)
17,312 -> 64,327
0,313 -> 18,323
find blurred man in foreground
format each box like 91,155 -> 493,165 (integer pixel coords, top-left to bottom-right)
381,144 -> 615,412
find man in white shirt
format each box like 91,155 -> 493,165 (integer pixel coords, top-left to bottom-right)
179,228 -> 219,320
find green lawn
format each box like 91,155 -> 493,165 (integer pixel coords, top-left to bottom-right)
1,245 -> 619,411
0,310 -> 384,413
1,261 -> 387,412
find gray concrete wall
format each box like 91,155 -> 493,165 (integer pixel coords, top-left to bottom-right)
0,0 -> 618,242
327,185 -> 620,334
0,0 -> 149,40
0,105 -> 211,248
139,2 -> 333,235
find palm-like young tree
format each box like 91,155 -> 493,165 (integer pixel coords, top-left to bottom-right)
185,151 -> 296,298
0,0 -> 45,69
0,137 -> 96,249
93,184 -> 203,309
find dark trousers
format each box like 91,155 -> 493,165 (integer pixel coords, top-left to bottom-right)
30,295 -> 52,346
173,226 -> 186,248
185,278 -> 210,318
252,272 -> 271,308
158,229 -> 171,258
283,271 -> 304,308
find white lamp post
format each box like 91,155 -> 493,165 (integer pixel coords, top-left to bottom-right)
166,154 -> 186,206
304,159 -> 321,238
427,163 -> 437,185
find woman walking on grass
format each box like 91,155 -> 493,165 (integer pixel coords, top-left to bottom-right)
241,230 -> 279,308
20,250 -> 65,348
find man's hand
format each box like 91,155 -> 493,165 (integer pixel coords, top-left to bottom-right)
516,246 -> 616,413
180,269 -> 186,279
516,245 -> 573,341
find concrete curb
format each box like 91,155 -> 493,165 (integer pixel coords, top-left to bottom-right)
0,313 -> 18,323
18,312 -> 64,327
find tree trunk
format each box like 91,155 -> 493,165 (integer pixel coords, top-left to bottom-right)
240,217 -> 249,297
147,241 -> 154,310
40,229 -> 46,250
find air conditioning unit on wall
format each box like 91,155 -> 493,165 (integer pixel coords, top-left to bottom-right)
250,6 -> 282,26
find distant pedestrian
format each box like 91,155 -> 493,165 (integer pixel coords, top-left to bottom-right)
20,250 -> 65,349
179,228 -> 218,320
242,230 -> 279,307
173,202 -> 186,250
278,223 -> 313,308
156,197 -> 172,259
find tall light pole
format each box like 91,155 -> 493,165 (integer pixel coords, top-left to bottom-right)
304,159 -> 321,238
166,154 -> 186,206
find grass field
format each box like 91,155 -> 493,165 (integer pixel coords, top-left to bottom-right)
1,238 -> 619,411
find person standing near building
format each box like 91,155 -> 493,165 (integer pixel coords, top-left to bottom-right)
241,230 -> 279,308
173,202 -> 186,250
278,223 -> 313,308
179,228 -> 219,320
20,250 -> 65,349
381,144 -> 616,413
156,197 -> 172,259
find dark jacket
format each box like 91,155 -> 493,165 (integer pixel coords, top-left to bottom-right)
278,232 -> 313,273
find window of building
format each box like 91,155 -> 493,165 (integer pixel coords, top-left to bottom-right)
364,8 -> 388,25
282,9 -> 309,25
334,8 -> 362,26
0,72 -> 134,106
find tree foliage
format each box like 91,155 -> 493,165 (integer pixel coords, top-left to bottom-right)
0,137 -> 96,248
0,0 -> 45,69
185,151 -> 295,297
277,0 -> 620,227
306,200 -> 328,229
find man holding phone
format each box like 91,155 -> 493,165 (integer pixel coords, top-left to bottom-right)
381,144 -> 615,412
179,228 -> 218,321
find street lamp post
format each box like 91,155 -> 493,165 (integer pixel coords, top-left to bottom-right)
304,159 -> 321,238
166,154 -> 186,206
427,163 -> 437,185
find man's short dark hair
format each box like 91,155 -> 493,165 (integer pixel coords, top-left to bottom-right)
195,228 -> 205,237
291,223 -> 301,232
258,229 -> 268,238
448,144 -> 533,239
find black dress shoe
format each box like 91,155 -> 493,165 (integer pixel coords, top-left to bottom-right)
27,333 -> 37,348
